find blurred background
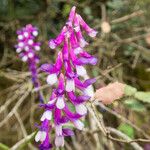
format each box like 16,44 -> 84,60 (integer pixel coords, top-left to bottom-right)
0,0 -> 150,149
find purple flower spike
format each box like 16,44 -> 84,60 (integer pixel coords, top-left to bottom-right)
36,6 -> 97,149
16,24 -> 43,103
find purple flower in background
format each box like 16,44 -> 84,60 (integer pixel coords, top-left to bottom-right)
16,24 -> 43,103
36,6 -> 97,149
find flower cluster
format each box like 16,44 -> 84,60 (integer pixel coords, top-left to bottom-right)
35,6 -> 97,149
16,24 -> 43,103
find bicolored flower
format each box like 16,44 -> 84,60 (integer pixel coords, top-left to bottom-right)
36,6 -> 97,149
35,120 -> 52,150
16,24 -> 43,103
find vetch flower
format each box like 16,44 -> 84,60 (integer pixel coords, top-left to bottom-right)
35,120 -> 52,150
36,6 -> 97,149
16,24 -> 43,103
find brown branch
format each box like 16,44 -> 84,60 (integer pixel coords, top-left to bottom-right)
114,33 -> 150,44
111,10 -> 144,24
107,127 -> 143,150
88,101 -> 149,150
97,102 -> 150,139
0,84 -> 31,128
11,132 -> 36,150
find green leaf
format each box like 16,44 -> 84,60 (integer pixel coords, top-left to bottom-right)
118,124 -> 134,138
124,98 -> 146,112
107,0 -> 124,9
62,4 -> 71,17
0,143 -> 9,150
83,7 -> 91,15
124,85 -> 137,96
135,92 -> 150,103
67,102 -> 75,112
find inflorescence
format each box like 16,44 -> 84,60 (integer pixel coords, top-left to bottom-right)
35,6 -> 98,149
16,24 -> 43,103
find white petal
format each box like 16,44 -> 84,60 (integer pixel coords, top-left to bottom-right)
74,120 -> 84,130
28,52 -> 34,58
16,48 -> 22,53
24,32 -> 29,37
55,136 -> 64,147
84,85 -> 94,97
46,74 -> 58,85
66,79 -> 75,92
35,131 -> 42,142
18,42 -> 24,47
80,39 -> 87,47
55,125 -> 62,136
56,97 -> 65,109
40,131 -> 47,142
65,31 -> 71,38
28,39 -> 33,45
24,46 -> 29,51
49,41 -> 56,49
88,30 -> 98,37
74,26 -> 80,32
35,45 -> 40,51
75,104 -> 87,115
33,30 -> 38,36
22,56 -> 28,62
76,65 -> 87,76
74,47 -> 83,55
18,35 -> 24,40
40,110 -> 52,121
83,74 -> 89,80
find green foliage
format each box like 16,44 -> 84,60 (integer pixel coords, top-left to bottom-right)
67,102 -> 76,112
62,4 -> 71,17
0,143 -> 9,150
107,0 -> 124,9
118,124 -> 134,139
135,92 -> 150,103
124,98 -> 146,112
124,85 -> 137,96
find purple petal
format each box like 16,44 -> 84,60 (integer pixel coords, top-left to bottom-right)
75,57 -> 97,65
62,39 -> 69,61
54,108 -> 61,125
62,128 -> 74,136
39,134 -> 52,150
68,6 -> 76,23
67,92 -> 90,104
74,14 -> 88,48
55,52 -> 63,71
70,30 -> 79,49
74,78 -> 85,89
77,14 -> 98,37
84,78 -> 96,87
56,74 -> 65,94
63,105 -> 82,120
40,63 -> 54,73
64,61 -> 76,78
39,103 -> 55,110
59,116 -> 69,124
49,26 -> 67,49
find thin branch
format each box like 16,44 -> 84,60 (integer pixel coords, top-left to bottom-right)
114,33 -> 150,44
107,127 -> 143,150
0,84 -> 30,128
111,10 -> 144,24
11,132 -> 36,150
97,102 -> 150,139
